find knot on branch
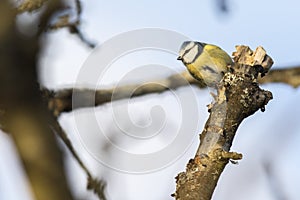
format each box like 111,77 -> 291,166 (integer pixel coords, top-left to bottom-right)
210,148 -> 243,161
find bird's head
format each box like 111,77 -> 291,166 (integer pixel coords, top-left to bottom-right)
177,41 -> 206,64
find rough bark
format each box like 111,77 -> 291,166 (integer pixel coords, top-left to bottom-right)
173,46 -> 273,200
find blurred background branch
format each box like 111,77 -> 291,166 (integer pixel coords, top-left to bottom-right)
0,1 -> 74,200
16,0 -> 48,13
1,0 -> 105,199
258,66 -> 300,87
46,66 -> 300,116
46,0 -> 96,48
263,160 -> 288,200
215,0 -> 230,13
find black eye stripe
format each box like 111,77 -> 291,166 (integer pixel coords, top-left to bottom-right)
192,44 -> 203,62
182,43 -> 196,56
182,49 -> 190,57
181,42 -> 206,64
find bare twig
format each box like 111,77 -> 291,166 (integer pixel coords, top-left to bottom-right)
173,46 -> 273,200
50,118 -> 107,200
16,0 -> 95,48
74,0 -> 82,16
46,0 -> 96,48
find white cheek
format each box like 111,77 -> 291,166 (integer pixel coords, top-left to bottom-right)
179,42 -> 194,57
184,46 -> 198,63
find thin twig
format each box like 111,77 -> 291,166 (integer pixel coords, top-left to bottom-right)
50,117 -> 107,200
46,0 -> 96,48
74,0 -> 82,16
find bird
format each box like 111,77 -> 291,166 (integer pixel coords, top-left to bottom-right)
177,41 -> 233,87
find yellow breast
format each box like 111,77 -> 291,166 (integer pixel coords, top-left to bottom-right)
185,45 -> 233,86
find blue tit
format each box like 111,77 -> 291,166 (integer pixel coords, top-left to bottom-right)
177,41 -> 233,87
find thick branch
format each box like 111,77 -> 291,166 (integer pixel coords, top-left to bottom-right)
46,71 -> 204,116
46,65 -> 299,116
173,46 -> 273,200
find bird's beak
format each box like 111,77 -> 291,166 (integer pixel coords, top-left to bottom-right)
177,56 -> 182,60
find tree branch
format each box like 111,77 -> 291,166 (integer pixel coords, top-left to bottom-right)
258,66 -> 300,87
46,65 -> 299,116
45,71 -> 204,116
173,46 -> 273,200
